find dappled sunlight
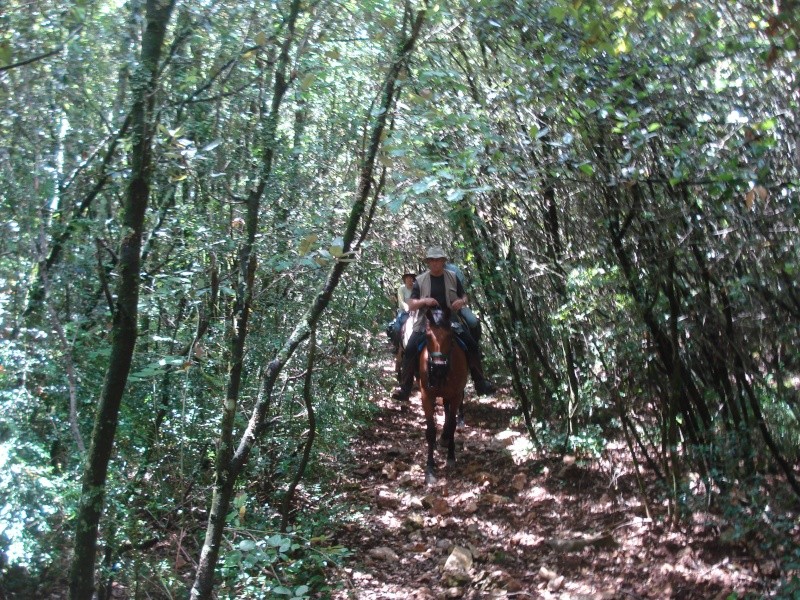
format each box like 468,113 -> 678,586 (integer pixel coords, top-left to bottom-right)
326,349 -> 780,599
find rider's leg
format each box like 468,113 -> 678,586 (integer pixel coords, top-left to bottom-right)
392,330 -> 424,400
467,350 -> 496,395
458,307 -> 481,341
455,326 -> 496,395
390,311 -> 407,352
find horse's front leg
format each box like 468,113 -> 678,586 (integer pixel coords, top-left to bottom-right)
422,393 -> 437,484
443,397 -> 458,468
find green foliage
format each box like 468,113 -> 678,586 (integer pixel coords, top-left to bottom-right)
218,529 -> 350,599
535,420 -> 608,458
774,546 -> 800,599
1,0 -> 799,595
758,374 -> 800,462
705,478 -> 800,599
0,370 -> 77,591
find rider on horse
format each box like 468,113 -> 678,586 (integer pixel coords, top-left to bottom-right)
391,246 -> 496,401
388,272 -> 415,352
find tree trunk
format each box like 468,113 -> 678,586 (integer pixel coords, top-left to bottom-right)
189,9 -> 427,598
68,2 -> 176,598
189,0 -> 302,595
280,328 -> 317,532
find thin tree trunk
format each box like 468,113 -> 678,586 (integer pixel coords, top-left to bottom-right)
189,0 -> 303,595
23,116 -> 131,319
68,2 -> 176,598
280,328 -> 317,532
189,10 -> 427,598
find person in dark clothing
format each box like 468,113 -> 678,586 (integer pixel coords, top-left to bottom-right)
445,261 -> 483,344
391,246 -> 496,401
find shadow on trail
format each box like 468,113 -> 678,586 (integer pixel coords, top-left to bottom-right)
328,352 -> 768,599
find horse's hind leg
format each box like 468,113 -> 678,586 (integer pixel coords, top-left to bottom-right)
395,348 -> 403,383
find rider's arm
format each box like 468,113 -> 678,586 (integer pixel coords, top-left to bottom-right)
407,296 -> 435,311
407,282 -> 429,312
452,278 -> 467,311
397,286 -> 409,311
407,286 -> 468,312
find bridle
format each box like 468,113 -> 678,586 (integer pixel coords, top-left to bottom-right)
426,309 -> 452,389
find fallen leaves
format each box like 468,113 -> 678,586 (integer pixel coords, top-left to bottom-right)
367,546 -> 399,562
330,371 -> 771,600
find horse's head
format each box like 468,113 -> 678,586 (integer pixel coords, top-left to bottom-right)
425,306 -> 454,389
425,306 -> 451,330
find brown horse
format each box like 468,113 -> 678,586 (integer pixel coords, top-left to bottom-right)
418,308 -> 468,484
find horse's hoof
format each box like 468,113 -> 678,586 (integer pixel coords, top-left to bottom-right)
446,458 -> 456,469
425,469 -> 437,485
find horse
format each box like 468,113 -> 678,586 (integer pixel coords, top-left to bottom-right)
394,312 -> 415,383
397,311 -> 467,428
418,307 -> 469,484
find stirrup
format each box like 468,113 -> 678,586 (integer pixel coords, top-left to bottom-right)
475,379 -> 496,395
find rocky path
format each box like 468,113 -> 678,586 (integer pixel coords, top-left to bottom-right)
328,360 -> 767,599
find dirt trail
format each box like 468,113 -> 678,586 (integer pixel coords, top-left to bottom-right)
329,358 -> 766,599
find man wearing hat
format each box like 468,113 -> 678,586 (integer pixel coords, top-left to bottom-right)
392,246 -> 496,400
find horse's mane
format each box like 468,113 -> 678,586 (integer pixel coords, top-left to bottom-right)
426,307 -> 451,328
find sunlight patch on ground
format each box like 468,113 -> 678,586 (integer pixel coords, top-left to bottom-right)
495,429 -> 519,442
501,431 -> 537,464
343,571 -> 426,599
376,511 -> 404,531
520,484 -> 553,503
510,529 -> 545,547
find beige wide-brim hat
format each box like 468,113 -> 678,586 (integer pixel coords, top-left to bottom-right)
425,246 -> 447,259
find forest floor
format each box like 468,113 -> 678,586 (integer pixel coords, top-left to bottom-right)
326,348 -> 797,600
